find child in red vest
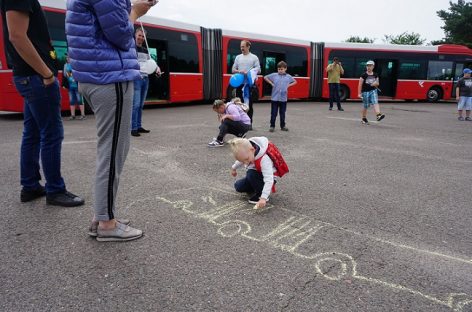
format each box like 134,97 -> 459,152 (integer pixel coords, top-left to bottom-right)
229,137 -> 288,209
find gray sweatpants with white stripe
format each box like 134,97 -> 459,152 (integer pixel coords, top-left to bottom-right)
79,81 -> 133,221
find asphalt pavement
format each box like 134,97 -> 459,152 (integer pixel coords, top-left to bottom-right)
0,101 -> 471,312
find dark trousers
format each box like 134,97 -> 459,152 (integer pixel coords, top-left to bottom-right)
234,169 -> 264,197
270,101 -> 287,128
217,119 -> 251,142
329,83 -> 342,109
236,85 -> 254,122
13,75 -> 66,194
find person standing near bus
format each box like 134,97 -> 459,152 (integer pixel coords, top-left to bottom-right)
131,28 -> 161,137
358,60 -> 385,125
63,55 -> 86,120
66,0 -> 157,242
1,0 -> 85,207
326,57 -> 344,111
456,68 -> 472,121
232,40 -> 261,127
264,61 -> 297,132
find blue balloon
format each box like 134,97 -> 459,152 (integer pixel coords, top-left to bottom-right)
229,73 -> 244,88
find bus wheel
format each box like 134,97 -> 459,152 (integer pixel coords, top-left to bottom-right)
427,87 -> 442,102
339,84 -> 350,102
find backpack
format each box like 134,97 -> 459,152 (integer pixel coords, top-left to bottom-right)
254,141 -> 289,177
238,102 -> 249,113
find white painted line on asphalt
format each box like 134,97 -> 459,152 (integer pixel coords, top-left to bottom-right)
63,140 -> 97,145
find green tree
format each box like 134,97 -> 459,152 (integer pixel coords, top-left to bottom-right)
344,36 -> 375,43
384,32 -> 426,45
437,0 -> 472,47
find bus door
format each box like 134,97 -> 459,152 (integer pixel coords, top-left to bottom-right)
262,51 -> 285,97
146,39 -> 169,102
374,59 -> 398,97
452,63 -> 465,98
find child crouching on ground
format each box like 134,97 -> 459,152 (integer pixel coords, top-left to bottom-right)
229,137 -> 289,209
208,99 -> 251,147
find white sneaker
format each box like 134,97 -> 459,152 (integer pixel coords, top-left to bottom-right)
208,138 -> 224,147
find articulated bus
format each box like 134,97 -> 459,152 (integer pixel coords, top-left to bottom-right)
1,0 -> 472,112
319,42 -> 472,102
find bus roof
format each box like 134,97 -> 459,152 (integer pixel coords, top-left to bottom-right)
40,0 -> 310,46
39,0 -> 472,54
324,42 -> 438,52
324,42 -> 472,55
222,29 -> 311,47
40,0 -> 201,32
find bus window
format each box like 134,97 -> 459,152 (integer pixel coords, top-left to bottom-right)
354,58 -> 369,77
44,11 -> 67,71
146,27 -> 199,73
428,61 -> 453,80
227,39 -> 308,77
52,40 -> 68,71
168,33 -> 199,73
328,56 -> 355,78
227,40 -> 240,74
285,47 -> 308,77
398,60 -> 426,80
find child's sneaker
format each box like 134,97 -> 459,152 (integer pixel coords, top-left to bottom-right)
208,138 -> 224,147
458,116 -> 465,121
69,115 -> 75,120
361,118 -> 369,125
376,114 -> 385,121
78,115 -> 86,120
281,127 -> 289,131
269,127 -> 275,132
465,117 -> 472,121
248,195 -> 269,204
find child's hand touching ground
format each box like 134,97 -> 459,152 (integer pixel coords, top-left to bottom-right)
254,198 -> 266,209
231,168 -> 237,177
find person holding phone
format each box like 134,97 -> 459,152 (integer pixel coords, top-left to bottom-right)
326,57 -> 345,111
66,0 -> 157,242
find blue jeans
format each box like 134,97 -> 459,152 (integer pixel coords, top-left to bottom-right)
68,88 -> 82,105
217,119 -> 251,142
13,75 -> 66,194
132,76 -> 149,131
234,169 -> 264,197
270,101 -> 287,128
329,83 -> 342,109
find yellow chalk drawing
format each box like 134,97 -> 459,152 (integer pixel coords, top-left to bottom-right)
152,188 -> 472,312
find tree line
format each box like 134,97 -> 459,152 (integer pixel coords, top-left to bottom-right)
345,0 -> 472,47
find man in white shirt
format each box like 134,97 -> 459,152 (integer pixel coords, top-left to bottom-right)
232,40 -> 260,126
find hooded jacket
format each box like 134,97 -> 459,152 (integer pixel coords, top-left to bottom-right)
232,137 -> 276,200
65,0 -> 140,84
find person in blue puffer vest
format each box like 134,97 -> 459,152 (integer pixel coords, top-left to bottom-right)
65,0 -> 157,242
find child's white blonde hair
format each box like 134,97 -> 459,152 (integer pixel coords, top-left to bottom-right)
228,138 -> 252,156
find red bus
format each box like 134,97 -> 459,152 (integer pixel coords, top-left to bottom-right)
1,0 -> 472,112
317,42 -> 472,102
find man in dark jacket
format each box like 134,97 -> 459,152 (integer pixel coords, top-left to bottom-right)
1,0 -> 84,207
66,0 -> 156,242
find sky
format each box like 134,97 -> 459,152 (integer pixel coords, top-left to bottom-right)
145,0 -> 451,44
